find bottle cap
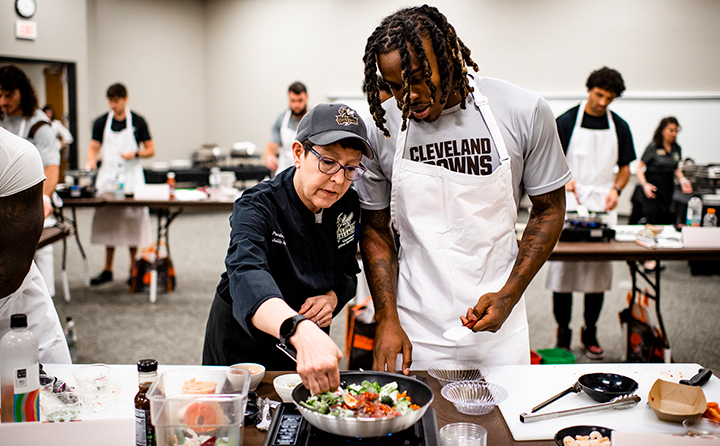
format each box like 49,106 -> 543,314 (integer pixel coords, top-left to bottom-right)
66,316 -> 73,322
709,208 -> 716,214
167,172 -> 175,179
10,313 -> 28,329
137,359 -> 158,372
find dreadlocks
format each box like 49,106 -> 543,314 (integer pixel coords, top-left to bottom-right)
363,5 -> 478,137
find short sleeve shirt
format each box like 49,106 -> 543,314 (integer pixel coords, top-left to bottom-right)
270,110 -> 301,146
357,76 -> 571,210
91,111 -> 152,144
555,105 -> 636,167
642,142 -> 681,175
0,109 -> 59,167
0,127 -> 45,197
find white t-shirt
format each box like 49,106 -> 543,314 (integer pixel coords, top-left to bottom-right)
357,76 -> 571,210
0,127 -> 45,197
0,109 -> 59,167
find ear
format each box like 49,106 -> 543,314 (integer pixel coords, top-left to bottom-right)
292,141 -> 304,166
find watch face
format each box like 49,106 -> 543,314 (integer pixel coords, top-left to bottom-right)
16,0 -> 37,18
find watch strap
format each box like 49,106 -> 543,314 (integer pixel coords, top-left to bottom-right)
279,314 -> 308,346
613,186 -> 622,195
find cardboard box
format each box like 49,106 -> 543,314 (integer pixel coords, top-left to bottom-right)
682,226 -> 720,248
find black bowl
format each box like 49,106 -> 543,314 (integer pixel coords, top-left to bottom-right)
578,373 -> 638,403
554,425 -> 614,445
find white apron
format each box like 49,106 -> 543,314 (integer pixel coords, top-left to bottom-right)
391,87 -> 530,370
546,100 -> 617,292
0,263 -> 71,364
277,110 -> 296,173
91,110 -> 150,247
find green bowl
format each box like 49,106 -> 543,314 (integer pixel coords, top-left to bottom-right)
537,348 -> 576,364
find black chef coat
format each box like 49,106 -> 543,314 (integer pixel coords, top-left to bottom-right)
639,141 -> 683,220
203,167 -> 361,369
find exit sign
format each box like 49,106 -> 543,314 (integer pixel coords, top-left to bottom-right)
15,20 -> 37,40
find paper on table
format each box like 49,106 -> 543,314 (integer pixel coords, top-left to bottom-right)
612,431 -> 720,445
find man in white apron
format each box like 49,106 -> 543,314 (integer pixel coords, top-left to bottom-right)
263,82 -> 308,174
546,67 -> 636,359
1,66 -> 61,297
86,83 -> 154,286
1,127 -> 71,363
358,6 -> 571,373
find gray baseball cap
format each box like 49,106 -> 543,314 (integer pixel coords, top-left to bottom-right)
295,103 -> 374,159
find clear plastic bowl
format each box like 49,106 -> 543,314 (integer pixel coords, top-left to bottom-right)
441,381 -> 508,415
439,422 -> 487,446
684,418 -> 720,437
428,361 -> 488,387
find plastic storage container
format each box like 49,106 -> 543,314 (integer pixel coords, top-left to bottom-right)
147,367 -> 250,446
537,348 -> 576,364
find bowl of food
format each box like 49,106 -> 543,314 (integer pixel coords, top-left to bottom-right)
554,425 -> 613,445
428,361 -> 488,387
230,363 -> 265,391
441,381 -> 507,415
273,373 -> 302,403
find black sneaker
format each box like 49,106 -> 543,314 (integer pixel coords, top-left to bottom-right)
90,270 -> 113,286
581,326 -> 604,360
556,327 -> 572,350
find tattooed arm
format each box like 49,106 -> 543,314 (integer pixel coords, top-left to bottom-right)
461,186 -> 566,331
359,207 -> 412,375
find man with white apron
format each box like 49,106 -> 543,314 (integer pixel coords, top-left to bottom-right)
546,67 -> 636,359
263,82 -> 308,174
1,127 -> 71,363
1,65 -> 61,297
358,6 -> 571,373
86,83 -> 154,286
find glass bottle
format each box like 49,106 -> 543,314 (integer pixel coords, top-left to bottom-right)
0,314 -> 40,423
135,359 -> 158,446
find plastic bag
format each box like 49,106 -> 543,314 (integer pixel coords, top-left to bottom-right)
345,296 -> 375,370
618,290 -> 667,362
129,242 -> 176,294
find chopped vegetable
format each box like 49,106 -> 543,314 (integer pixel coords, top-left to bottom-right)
301,381 -> 420,418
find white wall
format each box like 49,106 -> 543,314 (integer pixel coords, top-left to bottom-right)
86,0 -> 206,165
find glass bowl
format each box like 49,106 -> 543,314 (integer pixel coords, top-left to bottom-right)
684,418 -> 720,437
428,361 -> 488,387
441,381 -> 508,415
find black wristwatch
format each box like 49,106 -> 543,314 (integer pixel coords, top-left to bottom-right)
279,314 -> 308,347
135,151 -> 140,158
613,186 -> 622,195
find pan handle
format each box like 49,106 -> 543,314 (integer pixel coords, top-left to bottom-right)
530,383 -> 581,413
276,342 -> 297,362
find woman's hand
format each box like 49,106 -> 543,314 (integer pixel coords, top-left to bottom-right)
680,178 -> 693,194
642,182 -> 657,199
291,320 -> 342,395
299,290 -> 337,328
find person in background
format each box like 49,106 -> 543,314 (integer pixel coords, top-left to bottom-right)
631,116 -> 692,271
359,5 -> 570,373
545,67 -> 636,359
0,127 -> 72,363
263,81 -> 308,174
42,104 -> 74,155
86,83 -> 155,286
0,65 -> 60,297
203,103 -> 374,394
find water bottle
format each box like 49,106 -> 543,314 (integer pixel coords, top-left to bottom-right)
703,208 -> 717,227
65,317 -> 78,363
686,196 -> 703,227
1,314 -> 40,423
209,166 -> 221,190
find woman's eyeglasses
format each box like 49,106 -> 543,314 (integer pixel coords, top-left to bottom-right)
306,146 -> 366,181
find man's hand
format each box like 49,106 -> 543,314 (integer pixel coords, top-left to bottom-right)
121,151 -> 137,161
43,195 -> 53,218
604,189 -> 620,211
460,290 -> 516,333
299,291 -> 337,328
291,320 -> 342,395
565,179 -> 580,205
372,319 -> 412,375
642,182 -> 657,199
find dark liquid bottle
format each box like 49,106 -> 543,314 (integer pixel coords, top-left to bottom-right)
134,359 -> 158,446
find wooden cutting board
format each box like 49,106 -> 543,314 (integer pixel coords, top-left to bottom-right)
489,363 -> 720,441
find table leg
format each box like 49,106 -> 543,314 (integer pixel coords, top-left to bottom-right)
61,238 -> 71,302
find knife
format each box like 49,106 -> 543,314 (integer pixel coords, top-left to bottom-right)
679,368 -> 712,386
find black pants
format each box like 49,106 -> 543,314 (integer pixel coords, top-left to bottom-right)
552,292 -> 604,329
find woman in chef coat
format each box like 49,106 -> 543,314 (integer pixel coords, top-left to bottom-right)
358,6 -> 570,373
203,103 -> 374,395
86,83 -> 155,286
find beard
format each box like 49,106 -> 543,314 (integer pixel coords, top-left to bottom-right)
291,107 -> 307,118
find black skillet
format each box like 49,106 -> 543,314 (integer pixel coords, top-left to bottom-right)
531,373 -> 639,413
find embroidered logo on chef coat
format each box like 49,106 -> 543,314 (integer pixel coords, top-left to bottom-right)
271,231 -> 286,245
336,213 -> 356,248
335,107 -> 359,127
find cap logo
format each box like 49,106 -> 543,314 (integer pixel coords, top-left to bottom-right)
335,106 -> 358,127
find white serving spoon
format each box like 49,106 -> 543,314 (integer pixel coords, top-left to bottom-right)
442,320 -> 476,342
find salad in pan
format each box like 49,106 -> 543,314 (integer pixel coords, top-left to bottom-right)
299,380 -> 420,418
